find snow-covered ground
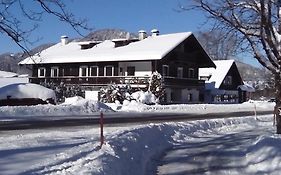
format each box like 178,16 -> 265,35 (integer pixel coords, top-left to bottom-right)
0,99 -> 279,175
0,114 -> 279,175
0,97 -> 274,118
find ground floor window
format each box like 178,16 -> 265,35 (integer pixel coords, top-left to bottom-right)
214,94 -> 237,103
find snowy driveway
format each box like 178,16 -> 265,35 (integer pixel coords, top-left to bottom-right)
156,118 -> 281,175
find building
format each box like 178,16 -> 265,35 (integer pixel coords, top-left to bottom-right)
19,30 -> 215,103
199,60 -> 252,103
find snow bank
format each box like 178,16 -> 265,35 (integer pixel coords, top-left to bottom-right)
25,115 -> 278,175
99,117 -> 261,175
110,100 -> 274,113
0,98 -> 273,118
0,97 -> 113,117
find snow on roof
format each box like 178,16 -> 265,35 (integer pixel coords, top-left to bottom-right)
238,84 -> 255,92
0,83 -> 56,101
19,32 -> 193,64
199,60 -> 235,88
0,70 -> 18,78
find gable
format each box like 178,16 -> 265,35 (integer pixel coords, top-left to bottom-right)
199,60 -> 243,89
162,34 -> 215,68
219,62 -> 243,89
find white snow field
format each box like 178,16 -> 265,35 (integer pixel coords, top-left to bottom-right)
0,98 -> 278,175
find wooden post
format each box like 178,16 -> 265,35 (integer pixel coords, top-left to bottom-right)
100,111 -> 104,148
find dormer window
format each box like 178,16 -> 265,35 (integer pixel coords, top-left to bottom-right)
51,67 -> 59,77
38,67 -> 46,77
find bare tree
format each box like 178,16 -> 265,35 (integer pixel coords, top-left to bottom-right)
197,30 -> 240,60
181,0 -> 281,133
0,0 -> 90,53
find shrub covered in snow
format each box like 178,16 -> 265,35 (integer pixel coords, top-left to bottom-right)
40,82 -> 84,103
148,71 -> 165,102
99,84 -> 133,104
100,72 -> 164,105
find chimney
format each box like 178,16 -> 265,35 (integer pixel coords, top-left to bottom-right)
138,30 -> 147,40
151,29 -> 159,37
61,35 -> 69,45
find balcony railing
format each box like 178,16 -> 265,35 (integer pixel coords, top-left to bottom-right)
29,76 -> 151,86
29,76 -> 205,87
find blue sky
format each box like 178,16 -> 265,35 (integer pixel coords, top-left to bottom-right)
0,0 -> 260,67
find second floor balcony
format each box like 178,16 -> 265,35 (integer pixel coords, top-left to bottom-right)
29,75 -> 205,88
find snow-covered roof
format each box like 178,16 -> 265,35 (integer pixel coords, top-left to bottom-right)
199,60 -> 236,88
238,84 -> 255,92
0,83 -> 56,101
0,70 -> 18,78
19,32 -> 193,64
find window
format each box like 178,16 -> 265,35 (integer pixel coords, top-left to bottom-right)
120,67 -> 124,76
127,66 -> 135,76
177,67 -> 183,78
187,93 -> 193,102
223,76 -> 232,85
188,68 -> 195,78
90,66 -> 98,76
162,65 -> 169,77
79,66 -> 88,77
51,67 -> 59,77
104,66 -> 114,76
38,67 -> 46,77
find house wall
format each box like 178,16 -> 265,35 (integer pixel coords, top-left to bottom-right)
118,61 -> 152,76
165,87 -> 200,104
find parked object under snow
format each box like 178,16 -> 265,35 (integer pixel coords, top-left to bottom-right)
0,83 -> 56,106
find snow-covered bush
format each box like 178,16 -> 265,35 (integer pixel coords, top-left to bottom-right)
148,71 -> 165,102
40,82 -> 84,103
99,84 -> 133,103
131,91 -> 157,104
99,72 -> 164,105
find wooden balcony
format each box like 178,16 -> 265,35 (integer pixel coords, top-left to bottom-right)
163,76 -> 205,87
29,76 -> 205,88
29,76 -> 151,87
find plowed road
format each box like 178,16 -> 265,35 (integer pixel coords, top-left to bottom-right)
0,110 -> 273,130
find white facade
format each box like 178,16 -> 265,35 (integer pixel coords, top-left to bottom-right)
118,61 -> 152,76
85,90 -> 99,101
165,88 -> 199,103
